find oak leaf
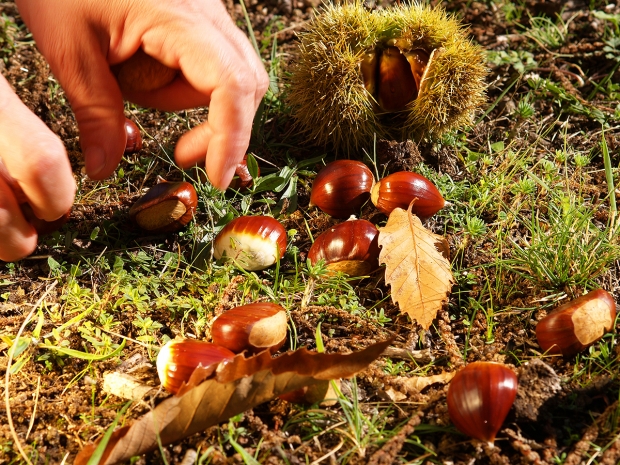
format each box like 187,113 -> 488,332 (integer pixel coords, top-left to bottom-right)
378,203 -> 454,329
74,339 -> 392,465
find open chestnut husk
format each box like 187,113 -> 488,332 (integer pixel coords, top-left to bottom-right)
307,219 -> 380,276
124,118 -> 142,154
370,171 -> 445,218
536,289 -> 616,357
129,178 -> 198,233
213,215 -> 287,271
156,339 -> 235,394
310,160 -> 375,218
211,302 -> 288,354
447,361 -> 518,444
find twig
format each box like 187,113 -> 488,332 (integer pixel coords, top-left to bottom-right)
4,280 -> 58,465
25,375 -> 41,441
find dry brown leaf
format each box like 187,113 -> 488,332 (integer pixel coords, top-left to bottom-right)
378,203 -> 454,329
74,339 -> 393,465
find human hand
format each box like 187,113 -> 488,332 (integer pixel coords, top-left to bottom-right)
0,74 -> 76,262
0,0 -> 268,262
14,0 -> 269,188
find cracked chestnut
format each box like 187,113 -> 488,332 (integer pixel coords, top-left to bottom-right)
307,219 -> 380,276
447,361 -> 518,444
156,339 -> 235,394
211,302 -> 288,354
129,178 -> 198,233
213,215 -> 287,271
370,171 -> 445,218
310,160 -> 375,218
536,289 -> 616,357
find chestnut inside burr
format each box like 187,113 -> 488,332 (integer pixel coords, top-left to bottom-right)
360,46 -> 429,113
135,199 -> 187,231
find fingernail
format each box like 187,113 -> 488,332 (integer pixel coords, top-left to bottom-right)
85,146 -> 106,179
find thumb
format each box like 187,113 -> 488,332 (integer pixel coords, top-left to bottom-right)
49,42 -> 126,180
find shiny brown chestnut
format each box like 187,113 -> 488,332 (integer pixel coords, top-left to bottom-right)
536,289 -> 616,357
213,215 -> 287,271
156,339 -> 235,394
310,160 -> 375,218
129,178 -> 198,233
124,118 -> 142,154
0,159 -> 70,236
21,203 -> 71,236
370,171 -> 445,218
113,49 -> 178,94
211,302 -> 287,354
229,155 -> 260,190
447,361 -> 518,444
307,219 -> 380,276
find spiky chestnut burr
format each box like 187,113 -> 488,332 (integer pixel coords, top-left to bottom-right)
447,362 -> 518,444
287,2 -> 487,153
211,303 -> 288,354
310,160 -> 375,218
370,171 -> 445,218
129,177 -> 198,233
156,339 -> 235,394
536,289 -> 616,357
307,219 -> 380,276
213,215 -> 287,271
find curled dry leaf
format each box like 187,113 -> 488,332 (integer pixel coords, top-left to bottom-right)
378,203 -> 454,329
75,338 -> 393,465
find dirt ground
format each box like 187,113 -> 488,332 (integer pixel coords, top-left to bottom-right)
2,0 -> 620,464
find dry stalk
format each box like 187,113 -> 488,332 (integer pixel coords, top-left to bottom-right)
4,280 -> 58,465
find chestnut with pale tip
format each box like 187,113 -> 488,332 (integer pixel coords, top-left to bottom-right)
123,118 -> 142,154
447,361 -> 518,444
370,171 -> 445,218
307,219 -> 380,276
213,215 -> 287,271
310,160 -> 375,218
156,339 -> 235,394
211,303 -> 288,354
129,178 -> 198,233
536,289 -> 616,357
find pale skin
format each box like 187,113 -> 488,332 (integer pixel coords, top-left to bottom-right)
0,0 -> 269,262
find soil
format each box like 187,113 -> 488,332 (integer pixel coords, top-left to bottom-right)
1,0 -> 620,464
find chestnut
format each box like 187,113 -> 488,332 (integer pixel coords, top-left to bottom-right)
370,171 -> 445,219
377,46 -> 418,113
156,339 -> 235,394
213,215 -> 287,271
124,118 -> 142,154
536,289 -> 616,357
307,219 -> 380,276
21,203 -> 71,236
211,302 -> 287,354
129,178 -> 198,233
447,361 -> 518,444
113,49 -> 178,94
229,155 -> 260,190
0,159 -> 70,236
310,160 -> 375,218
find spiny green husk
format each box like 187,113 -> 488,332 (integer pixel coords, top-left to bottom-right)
287,2 -> 488,153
